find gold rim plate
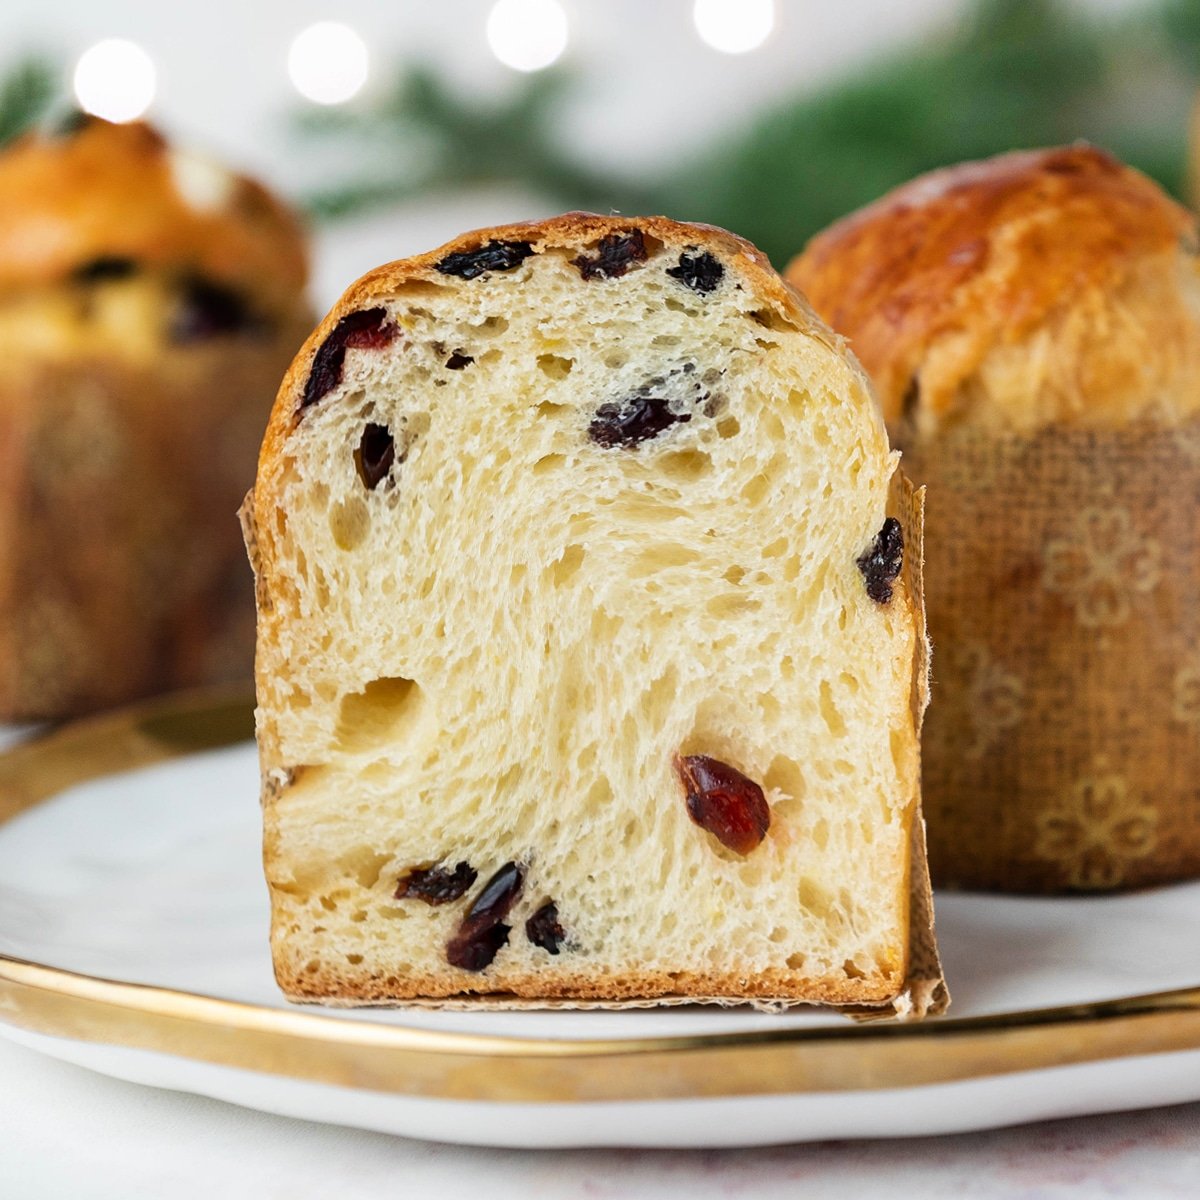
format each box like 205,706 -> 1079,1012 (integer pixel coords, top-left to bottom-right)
1,686 -> 1198,1105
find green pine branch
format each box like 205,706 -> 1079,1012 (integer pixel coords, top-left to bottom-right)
0,57 -> 58,148
298,64 -> 659,219
293,0 -> 1200,266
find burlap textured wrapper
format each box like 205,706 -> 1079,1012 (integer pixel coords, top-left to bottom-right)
902,422 -> 1200,893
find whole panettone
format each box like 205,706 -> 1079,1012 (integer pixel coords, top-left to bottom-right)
788,145 -> 1200,892
0,115 -> 312,718
242,213 -> 945,1014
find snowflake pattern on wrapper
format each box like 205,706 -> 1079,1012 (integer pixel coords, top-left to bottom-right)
1171,659 -> 1200,748
1033,773 -> 1158,889
959,644 -> 1024,761
1041,507 -> 1161,628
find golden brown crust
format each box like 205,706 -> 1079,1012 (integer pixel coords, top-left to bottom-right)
0,116 -> 308,314
273,956 -> 903,1008
786,145 -> 1200,430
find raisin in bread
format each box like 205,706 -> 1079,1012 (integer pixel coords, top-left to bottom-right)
0,114 -> 311,718
788,146 -> 1200,891
244,213 -> 944,1012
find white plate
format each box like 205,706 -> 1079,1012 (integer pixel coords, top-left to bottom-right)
0,704 -> 1198,1148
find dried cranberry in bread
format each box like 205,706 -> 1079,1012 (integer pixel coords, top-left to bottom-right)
0,115 -> 311,718
788,146 -> 1200,892
244,213 -> 943,1012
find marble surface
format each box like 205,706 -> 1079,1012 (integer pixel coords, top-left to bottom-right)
2,1036 -> 1198,1199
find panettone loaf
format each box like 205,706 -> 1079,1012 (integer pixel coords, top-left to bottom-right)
0,115 -> 311,718
245,213 -> 943,1011
788,146 -> 1200,892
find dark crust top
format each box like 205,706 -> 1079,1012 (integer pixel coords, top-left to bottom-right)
0,117 -> 309,311
786,145 -> 1198,426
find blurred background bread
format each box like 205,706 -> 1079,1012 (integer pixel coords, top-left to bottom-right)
0,115 -> 311,719
788,145 -> 1200,892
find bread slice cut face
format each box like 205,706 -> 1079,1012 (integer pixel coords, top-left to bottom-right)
245,214 -> 929,1008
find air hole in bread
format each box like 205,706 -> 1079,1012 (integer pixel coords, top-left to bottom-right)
663,297 -> 699,316
334,677 -> 428,754
797,877 -> 831,918
341,848 -> 392,889
537,353 -> 574,379
329,496 -> 370,551
659,449 -> 713,481
819,680 -> 847,738
750,308 -> 796,334
763,754 -> 806,805
740,472 -> 772,505
811,818 -> 830,851
548,543 -> 586,586
705,593 -> 760,618
629,544 -> 702,576
532,453 -> 566,475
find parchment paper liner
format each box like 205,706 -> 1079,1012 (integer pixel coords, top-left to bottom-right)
901,421 -> 1200,893
241,470 -> 947,1021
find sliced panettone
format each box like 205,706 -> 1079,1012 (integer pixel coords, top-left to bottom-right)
244,213 -> 944,1013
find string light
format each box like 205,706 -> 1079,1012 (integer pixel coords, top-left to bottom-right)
486,0 -> 569,73
693,0 -> 775,55
288,22 -> 369,105
73,39 -> 157,122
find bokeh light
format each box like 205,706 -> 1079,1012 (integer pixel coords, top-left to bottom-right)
486,0 -> 569,73
288,22 -> 369,105
73,39 -> 157,122
693,0 -> 775,55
